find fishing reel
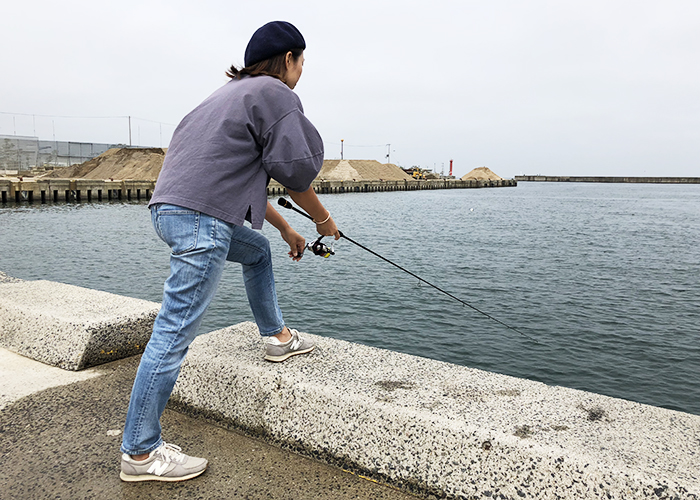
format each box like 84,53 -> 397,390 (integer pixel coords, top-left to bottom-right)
306,236 -> 335,258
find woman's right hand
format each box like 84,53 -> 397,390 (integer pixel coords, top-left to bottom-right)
286,187 -> 341,239
316,215 -> 340,240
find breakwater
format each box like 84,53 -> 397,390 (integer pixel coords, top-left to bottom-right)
515,175 -> 700,183
0,177 -> 516,204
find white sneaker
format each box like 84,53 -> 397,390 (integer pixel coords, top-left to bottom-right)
120,442 -> 208,482
264,328 -> 315,362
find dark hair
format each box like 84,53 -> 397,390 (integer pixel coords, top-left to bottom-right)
226,49 -> 303,81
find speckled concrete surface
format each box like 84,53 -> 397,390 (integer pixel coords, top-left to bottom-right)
0,353 -> 419,500
0,279 -> 159,370
172,322 -> 700,499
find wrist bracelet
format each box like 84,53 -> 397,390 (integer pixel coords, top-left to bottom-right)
314,211 -> 331,224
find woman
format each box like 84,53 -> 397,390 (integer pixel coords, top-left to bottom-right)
120,21 -> 338,482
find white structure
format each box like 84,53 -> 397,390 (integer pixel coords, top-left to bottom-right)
0,134 -> 119,173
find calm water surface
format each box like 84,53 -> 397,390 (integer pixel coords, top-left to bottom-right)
1,183 -> 699,414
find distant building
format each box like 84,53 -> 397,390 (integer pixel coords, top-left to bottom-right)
0,135 -> 120,174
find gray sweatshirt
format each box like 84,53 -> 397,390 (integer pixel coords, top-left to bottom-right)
149,75 -> 323,229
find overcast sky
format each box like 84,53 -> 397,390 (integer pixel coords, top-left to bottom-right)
2,0 -> 699,178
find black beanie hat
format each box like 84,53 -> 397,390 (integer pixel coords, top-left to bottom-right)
244,21 -> 306,67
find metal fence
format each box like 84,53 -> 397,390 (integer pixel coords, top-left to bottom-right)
0,135 -> 120,173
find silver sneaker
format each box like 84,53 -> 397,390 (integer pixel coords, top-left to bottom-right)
120,442 -> 207,482
264,328 -> 315,362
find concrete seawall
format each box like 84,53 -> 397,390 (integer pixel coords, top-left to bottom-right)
171,323 -> 700,499
269,178 -> 517,195
515,175 -> 700,183
0,278 -> 159,370
0,177 -> 516,204
2,275 -> 698,498
0,177 -> 155,203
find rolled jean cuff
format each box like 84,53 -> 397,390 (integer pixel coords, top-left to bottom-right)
120,437 -> 163,456
258,324 -> 286,337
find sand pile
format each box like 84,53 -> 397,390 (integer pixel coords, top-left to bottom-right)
319,160 -> 411,181
318,160 -> 361,181
40,149 -> 413,183
461,167 -> 503,181
42,148 -> 166,180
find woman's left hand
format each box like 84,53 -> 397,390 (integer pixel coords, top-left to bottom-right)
281,227 -> 306,261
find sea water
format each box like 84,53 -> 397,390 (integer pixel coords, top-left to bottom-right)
1,182 -> 698,414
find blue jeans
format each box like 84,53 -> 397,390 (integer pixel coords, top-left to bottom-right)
121,204 -> 286,455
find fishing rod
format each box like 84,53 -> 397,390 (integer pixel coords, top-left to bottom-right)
277,197 -> 538,344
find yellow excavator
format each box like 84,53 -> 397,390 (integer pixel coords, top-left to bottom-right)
402,167 -> 426,180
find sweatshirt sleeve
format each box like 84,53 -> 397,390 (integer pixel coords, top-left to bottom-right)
261,108 -> 324,192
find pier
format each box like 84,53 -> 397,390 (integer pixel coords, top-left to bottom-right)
1,177 -> 517,204
269,177 -> 516,195
0,178 -> 155,204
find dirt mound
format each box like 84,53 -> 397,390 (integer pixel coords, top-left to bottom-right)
41,150 -> 413,183
319,160 -> 360,180
318,160 -> 411,181
461,167 -> 503,181
42,148 -> 166,180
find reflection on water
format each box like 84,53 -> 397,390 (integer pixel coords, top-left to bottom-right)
1,183 -> 699,414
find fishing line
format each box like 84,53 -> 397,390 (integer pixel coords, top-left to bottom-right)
278,197 -> 538,344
